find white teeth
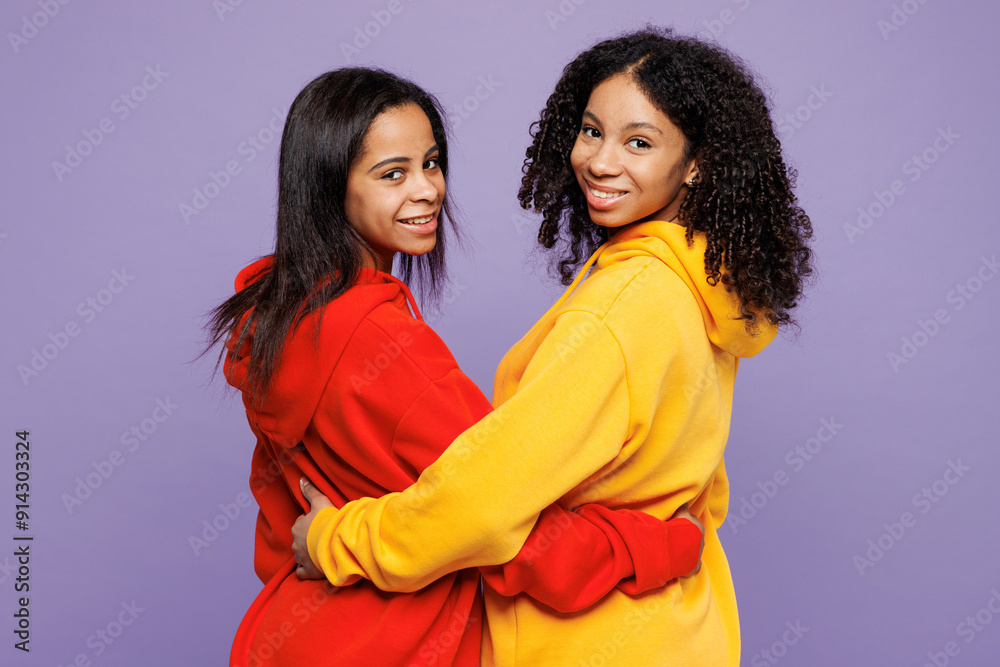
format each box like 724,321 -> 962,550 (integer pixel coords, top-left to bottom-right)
589,187 -> 626,199
399,215 -> 433,225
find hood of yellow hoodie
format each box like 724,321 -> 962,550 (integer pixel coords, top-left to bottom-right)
602,220 -> 777,358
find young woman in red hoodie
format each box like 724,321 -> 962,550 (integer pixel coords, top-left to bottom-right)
205,67 -> 704,667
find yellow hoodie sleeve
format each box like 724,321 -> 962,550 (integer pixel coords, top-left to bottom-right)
306,309 -> 631,592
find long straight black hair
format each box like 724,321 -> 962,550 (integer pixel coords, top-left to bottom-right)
204,67 -> 457,402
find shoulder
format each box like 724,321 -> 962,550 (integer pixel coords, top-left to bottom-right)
568,256 -> 701,329
558,257 -> 706,375
343,298 -> 463,386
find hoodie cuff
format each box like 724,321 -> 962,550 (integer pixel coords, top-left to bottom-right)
616,515 -> 703,595
667,517 -> 704,581
306,505 -> 339,571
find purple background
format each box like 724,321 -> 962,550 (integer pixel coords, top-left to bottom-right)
2,1 -> 998,665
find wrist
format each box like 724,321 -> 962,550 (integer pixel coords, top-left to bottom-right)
670,517 -> 703,577
306,505 -> 339,568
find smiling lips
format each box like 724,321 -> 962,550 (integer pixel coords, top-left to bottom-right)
584,181 -> 628,209
399,215 -> 434,225
398,213 -> 438,234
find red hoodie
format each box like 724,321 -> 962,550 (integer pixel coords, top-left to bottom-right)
225,258 -> 702,666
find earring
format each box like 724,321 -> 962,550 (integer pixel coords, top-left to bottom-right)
687,177 -> 698,187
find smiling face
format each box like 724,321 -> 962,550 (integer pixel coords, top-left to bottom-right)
570,73 -> 698,230
344,103 -> 445,272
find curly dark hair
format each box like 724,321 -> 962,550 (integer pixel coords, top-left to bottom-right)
518,27 -> 813,329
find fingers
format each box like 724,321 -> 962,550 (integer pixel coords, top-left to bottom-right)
673,503 -> 703,534
293,479 -> 336,580
299,477 -> 334,510
300,477 -> 318,503
293,540 -> 324,579
670,503 -> 693,521
296,562 -> 324,580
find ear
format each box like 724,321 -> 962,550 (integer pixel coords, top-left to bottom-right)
683,158 -> 699,184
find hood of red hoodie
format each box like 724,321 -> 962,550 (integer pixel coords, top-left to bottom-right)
603,220 -> 778,358
224,256 -> 416,449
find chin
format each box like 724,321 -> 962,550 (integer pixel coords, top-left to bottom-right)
407,243 -> 438,258
588,212 -> 635,229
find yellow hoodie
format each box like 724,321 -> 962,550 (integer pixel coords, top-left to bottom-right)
307,220 -> 777,666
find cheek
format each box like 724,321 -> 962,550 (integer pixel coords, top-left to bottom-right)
641,163 -> 678,197
431,173 -> 446,201
569,140 -> 587,176
345,184 -> 380,232
343,188 -> 363,230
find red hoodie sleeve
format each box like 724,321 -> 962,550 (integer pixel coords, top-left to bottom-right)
373,309 -> 702,612
479,505 -> 702,612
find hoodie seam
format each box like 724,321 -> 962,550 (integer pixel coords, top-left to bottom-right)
558,257 -> 659,324
556,260 -> 680,450
352,308 -> 452,459
363,309 -> 454,385
386,371 -> 444,461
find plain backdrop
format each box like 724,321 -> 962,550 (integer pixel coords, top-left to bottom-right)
2,1 -> 998,665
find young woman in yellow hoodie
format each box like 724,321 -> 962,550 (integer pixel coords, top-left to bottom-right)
292,27 -> 814,666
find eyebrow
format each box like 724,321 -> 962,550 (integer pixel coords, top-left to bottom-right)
582,110 -> 662,135
367,144 -> 440,173
623,121 -> 662,135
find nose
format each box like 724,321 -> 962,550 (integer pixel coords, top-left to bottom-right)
409,169 -> 440,203
587,139 -> 621,177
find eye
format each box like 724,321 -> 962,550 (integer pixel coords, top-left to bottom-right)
380,169 -> 403,181
424,157 -> 440,170
581,125 -> 601,139
627,138 -> 651,150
